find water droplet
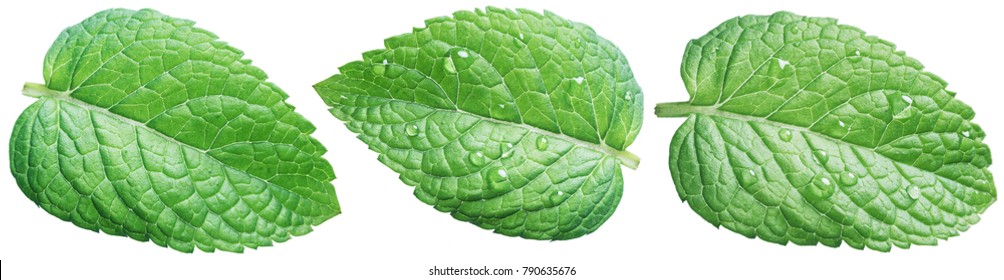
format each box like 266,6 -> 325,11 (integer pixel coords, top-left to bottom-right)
488,167 -> 508,182
624,91 -> 633,101
487,167 -> 509,192
500,143 -> 515,159
519,33 -> 524,40
907,186 -> 921,199
811,175 -> 835,198
573,77 -> 585,84
574,38 -> 582,48
838,120 -> 846,127
456,50 -> 469,58
793,41 -> 803,47
738,169 -> 758,187
371,64 -> 386,76
498,104 -> 505,109
535,136 -> 549,150
548,190 -> 566,205
778,59 -> 791,69
778,129 -> 793,142
443,57 -> 457,74
849,51 -> 862,63
405,124 -> 419,136
901,95 -> 913,105
962,130 -> 971,137
812,150 -> 830,165
468,151 -> 487,166
838,172 -> 858,187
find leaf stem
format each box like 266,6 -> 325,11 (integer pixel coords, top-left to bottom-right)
22,82 -> 67,98
654,101 -> 708,118
616,150 -> 640,170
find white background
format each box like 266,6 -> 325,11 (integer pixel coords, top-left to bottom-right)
1,0 -> 1000,279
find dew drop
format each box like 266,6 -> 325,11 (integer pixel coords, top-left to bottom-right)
535,136 -> 549,150
371,64 -> 386,76
573,76 -> 585,84
500,143 -> 515,159
468,151 -> 487,166
849,51 -> 862,63
778,59 -> 791,69
907,186 -> 921,199
405,124 -> 419,136
962,130 -> 971,137
793,41 -> 803,47
457,50 -> 469,58
488,167 -> 508,182
811,175 -> 835,198
625,91 -> 633,101
738,169 -> 758,187
778,129 -> 793,142
443,57 -> 457,74
838,120 -> 846,127
519,33 -> 524,40
901,95 -> 913,105
499,104 -> 506,109
574,38 -> 582,48
548,190 -> 566,205
487,167 -> 509,192
812,150 -> 829,165
838,172 -> 858,187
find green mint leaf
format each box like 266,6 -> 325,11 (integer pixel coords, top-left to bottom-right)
314,7 -> 642,240
10,8 -> 340,253
656,12 -> 995,251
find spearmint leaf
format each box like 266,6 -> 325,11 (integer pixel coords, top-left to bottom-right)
656,12 -> 995,251
10,8 -> 340,253
314,7 -> 642,240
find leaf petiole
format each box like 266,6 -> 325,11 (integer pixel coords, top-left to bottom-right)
22,82 -> 67,99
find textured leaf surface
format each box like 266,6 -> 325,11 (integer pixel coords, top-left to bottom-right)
9,8 -> 340,253
314,7 -> 642,240
657,12 -> 995,251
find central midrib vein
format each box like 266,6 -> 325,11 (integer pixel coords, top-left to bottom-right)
335,91 -> 641,169
21,82 -> 335,208
654,101 -> 987,190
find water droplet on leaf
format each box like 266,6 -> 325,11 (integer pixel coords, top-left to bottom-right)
962,130 -> 971,137
573,77 -> 585,84
488,167 -> 508,182
624,91 -> 632,101
839,172 -> 858,187
405,124 -> 419,136
838,120 -> 846,127
812,150 -> 829,165
371,64 -> 386,76
778,129 -> 793,142
500,143 -> 515,158
443,57 -> 457,74
456,50 -> 469,58
469,151 -> 487,166
548,190 -> 566,205
738,169 -> 758,187
535,136 -> 549,150
778,59 -> 791,69
811,175 -> 835,198
901,95 -> 913,104
907,186 -> 921,199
